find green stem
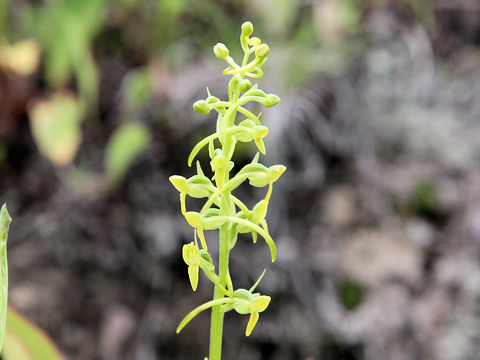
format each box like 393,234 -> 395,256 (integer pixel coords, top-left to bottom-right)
209,222 -> 230,360
209,71 -> 243,360
209,79 -> 242,359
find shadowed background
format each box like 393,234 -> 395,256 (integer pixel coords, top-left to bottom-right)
1,0 -> 480,359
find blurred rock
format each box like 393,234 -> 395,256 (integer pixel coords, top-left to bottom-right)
406,218 -> 435,248
340,229 -> 422,287
322,186 -> 358,228
99,304 -> 136,360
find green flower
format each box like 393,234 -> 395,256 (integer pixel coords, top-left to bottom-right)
231,289 -> 271,336
182,243 -> 201,291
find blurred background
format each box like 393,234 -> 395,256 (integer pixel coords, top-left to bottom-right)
1,0 -> 480,359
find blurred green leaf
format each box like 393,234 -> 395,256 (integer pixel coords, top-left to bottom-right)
339,280 -> 365,311
29,92 -> 85,166
411,182 -> 438,214
160,0 -> 187,18
2,307 -> 64,360
105,122 -> 151,182
30,0 -> 106,106
122,68 -> 153,112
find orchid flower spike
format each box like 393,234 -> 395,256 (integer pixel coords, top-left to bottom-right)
170,21 -> 284,357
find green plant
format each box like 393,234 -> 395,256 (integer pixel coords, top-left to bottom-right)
26,0 -> 106,107
169,22 -> 285,359
0,204 -> 12,351
3,306 -> 65,360
0,204 -> 66,359
104,121 -> 151,183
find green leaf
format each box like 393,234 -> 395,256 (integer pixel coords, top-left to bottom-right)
105,122 -> 151,182
2,307 -> 64,360
122,68 -> 153,112
32,0 -> 106,105
0,204 -> 11,352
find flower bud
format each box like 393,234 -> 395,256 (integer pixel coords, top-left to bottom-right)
206,95 -> 220,104
193,100 -> 211,114
248,37 -> 261,46
255,44 -> 270,59
238,78 -> 252,93
213,43 -> 229,59
241,22 -> 254,36
263,94 -> 280,107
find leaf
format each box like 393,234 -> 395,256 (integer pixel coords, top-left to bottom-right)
121,68 -> 153,112
2,307 -> 64,360
2,331 -> 31,360
32,0 -> 106,105
29,92 -> 84,166
0,204 -> 11,352
105,122 -> 151,182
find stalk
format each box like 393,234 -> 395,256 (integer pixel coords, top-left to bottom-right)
208,224 -> 230,360
209,80 -> 238,359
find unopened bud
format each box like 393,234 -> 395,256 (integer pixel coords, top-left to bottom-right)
255,44 -> 270,59
248,37 -> 261,46
263,94 -> 280,107
206,95 -> 220,104
239,78 -> 252,93
213,43 -> 229,59
193,100 -> 211,114
241,22 -> 253,36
